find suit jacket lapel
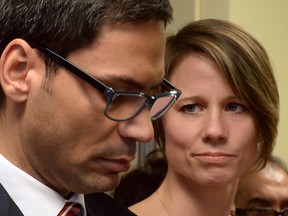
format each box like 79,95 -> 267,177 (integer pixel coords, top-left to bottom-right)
0,183 -> 24,216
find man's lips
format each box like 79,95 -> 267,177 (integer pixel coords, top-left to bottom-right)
99,157 -> 134,173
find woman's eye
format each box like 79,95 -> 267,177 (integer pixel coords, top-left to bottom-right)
226,103 -> 246,113
181,104 -> 202,113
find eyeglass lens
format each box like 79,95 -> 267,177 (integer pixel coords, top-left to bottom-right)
150,95 -> 176,119
106,93 -> 176,121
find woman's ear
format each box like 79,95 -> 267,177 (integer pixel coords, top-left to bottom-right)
0,39 -> 37,103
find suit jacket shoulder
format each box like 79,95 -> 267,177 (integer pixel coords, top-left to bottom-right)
0,183 -> 24,216
85,193 -> 136,216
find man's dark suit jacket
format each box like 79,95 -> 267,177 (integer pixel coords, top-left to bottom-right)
0,184 -> 136,216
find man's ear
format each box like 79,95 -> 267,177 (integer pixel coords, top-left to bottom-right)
0,39 -> 37,103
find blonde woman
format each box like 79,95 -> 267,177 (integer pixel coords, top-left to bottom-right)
130,19 -> 279,216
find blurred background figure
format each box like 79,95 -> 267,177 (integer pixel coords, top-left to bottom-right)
235,155 -> 288,216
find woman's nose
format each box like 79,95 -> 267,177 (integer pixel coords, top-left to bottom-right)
202,110 -> 227,144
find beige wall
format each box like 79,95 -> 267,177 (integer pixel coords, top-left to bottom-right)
168,0 -> 288,163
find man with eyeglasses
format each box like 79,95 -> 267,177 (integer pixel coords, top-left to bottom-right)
0,1 -> 180,215
234,155 -> 288,216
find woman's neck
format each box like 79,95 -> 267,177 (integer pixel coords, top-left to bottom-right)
156,171 -> 238,216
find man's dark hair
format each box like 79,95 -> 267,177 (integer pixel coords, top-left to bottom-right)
0,0 -> 172,55
0,0 -> 173,108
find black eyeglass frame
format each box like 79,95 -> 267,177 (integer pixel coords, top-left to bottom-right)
35,46 -> 181,121
236,207 -> 288,216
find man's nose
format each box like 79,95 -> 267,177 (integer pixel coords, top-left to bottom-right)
118,107 -> 154,143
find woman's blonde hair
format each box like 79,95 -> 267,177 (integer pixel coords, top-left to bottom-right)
154,19 -> 279,169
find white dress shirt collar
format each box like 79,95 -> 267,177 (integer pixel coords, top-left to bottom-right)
0,154 -> 86,216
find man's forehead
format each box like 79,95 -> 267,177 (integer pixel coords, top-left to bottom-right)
263,164 -> 288,183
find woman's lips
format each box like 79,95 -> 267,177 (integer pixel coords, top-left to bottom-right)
193,152 -> 235,165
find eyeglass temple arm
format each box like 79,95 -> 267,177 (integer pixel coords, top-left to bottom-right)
35,46 -> 180,97
36,46 -> 109,94
163,79 -> 181,95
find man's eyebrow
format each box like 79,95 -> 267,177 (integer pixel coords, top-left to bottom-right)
101,74 -> 162,91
